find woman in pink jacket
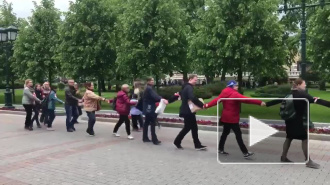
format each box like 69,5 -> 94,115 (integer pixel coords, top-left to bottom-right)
113,84 -> 137,140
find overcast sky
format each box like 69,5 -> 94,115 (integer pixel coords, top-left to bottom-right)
3,0 -> 75,18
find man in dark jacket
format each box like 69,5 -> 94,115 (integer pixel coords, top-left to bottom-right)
174,74 -> 206,150
64,79 -> 81,132
143,77 -> 168,145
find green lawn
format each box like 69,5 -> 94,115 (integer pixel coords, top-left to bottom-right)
1,88 -> 330,122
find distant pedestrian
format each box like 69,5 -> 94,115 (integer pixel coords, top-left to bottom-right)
205,80 -> 265,158
40,82 -> 51,125
31,83 -> 42,128
64,79 -> 81,132
113,84 -> 136,140
173,75 -> 206,150
22,79 -> 41,131
83,82 -> 108,136
130,94 -> 143,131
142,78 -> 168,145
46,86 -> 64,131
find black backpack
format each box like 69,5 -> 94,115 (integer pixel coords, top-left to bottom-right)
279,94 -> 296,121
112,97 -> 117,110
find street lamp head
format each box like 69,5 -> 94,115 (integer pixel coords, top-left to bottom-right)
6,25 -> 19,42
0,27 -> 8,42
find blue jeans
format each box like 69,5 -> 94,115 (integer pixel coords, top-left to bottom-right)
65,105 -> 78,130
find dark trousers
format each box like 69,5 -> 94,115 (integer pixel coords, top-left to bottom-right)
86,111 -> 96,131
174,114 -> 201,147
143,113 -> 158,143
65,104 -> 78,130
219,123 -> 248,154
132,115 -> 143,129
47,110 -> 56,127
40,107 -> 48,124
113,115 -> 131,135
31,105 -> 40,126
23,104 -> 33,128
72,106 -> 82,123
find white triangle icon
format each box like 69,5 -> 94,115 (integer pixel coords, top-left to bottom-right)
249,116 -> 278,147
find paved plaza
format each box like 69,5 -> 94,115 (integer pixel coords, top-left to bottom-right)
1,113 -> 330,185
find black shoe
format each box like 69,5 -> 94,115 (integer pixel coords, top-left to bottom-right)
143,139 -> 151,143
218,150 -> 229,155
37,124 -> 42,128
86,129 -> 95,136
244,152 -> 254,159
72,127 -> 76,131
28,127 -> 33,131
174,143 -> 184,150
195,145 -> 207,151
153,141 -> 161,145
24,126 -> 29,130
281,156 -> 293,162
67,129 -> 74,132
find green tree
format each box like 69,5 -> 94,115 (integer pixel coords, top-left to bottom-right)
117,0 -> 187,89
308,7 -> 330,82
57,0 -> 117,95
12,0 -> 61,84
192,0 -> 288,90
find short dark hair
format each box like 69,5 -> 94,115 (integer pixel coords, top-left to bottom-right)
188,74 -> 198,80
132,94 -> 138,99
146,77 -> 154,82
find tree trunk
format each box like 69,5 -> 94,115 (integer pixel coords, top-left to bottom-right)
182,71 -> 188,83
97,78 -> 102,96
221,69 -> 226,81
155,74 -> 160,91
107,80 -> 112,91
101,78 -> 106,92
115,74 -> 121,91
237,67 -> 243,94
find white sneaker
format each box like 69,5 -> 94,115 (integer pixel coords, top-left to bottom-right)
47,127 -> 55,131
127,135 -> 134,140
114,133 -> 120,137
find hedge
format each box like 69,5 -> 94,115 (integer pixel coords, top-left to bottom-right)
157,85 -> 213,100
251,84 -> 291,97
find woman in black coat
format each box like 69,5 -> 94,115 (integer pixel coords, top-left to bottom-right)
266,78 -> 330,169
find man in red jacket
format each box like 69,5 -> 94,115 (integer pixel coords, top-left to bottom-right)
204,80 -> 265,159
113,84 -> 137,140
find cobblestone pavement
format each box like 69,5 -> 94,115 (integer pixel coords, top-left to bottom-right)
1,113 -> 330,185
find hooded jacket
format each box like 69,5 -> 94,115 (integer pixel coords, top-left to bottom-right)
207,87 -> 262,123
116,90 -> 136,115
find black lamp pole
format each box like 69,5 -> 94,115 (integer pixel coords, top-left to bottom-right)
0,26 -> 19,108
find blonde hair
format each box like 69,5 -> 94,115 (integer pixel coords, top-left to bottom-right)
25,79 -> 32,87
121,84 -> 129,89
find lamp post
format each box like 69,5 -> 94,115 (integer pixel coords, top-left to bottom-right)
279,0 -> 330,81
0,26 -> 19,108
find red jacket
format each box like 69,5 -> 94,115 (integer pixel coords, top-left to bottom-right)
116,90 -> 136,115
207,87 -> 262,123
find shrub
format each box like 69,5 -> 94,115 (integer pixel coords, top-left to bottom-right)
252,84 -> 291,97
57,82 -> 65,90
203,82 -> 226,96
194,86 -> 212,99
157,86 -> 182,99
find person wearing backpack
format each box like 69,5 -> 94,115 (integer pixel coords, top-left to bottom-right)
46,86 -> 64,131
113,84 -> 137,140
83,82 -> 108,136
204,80 -> 266,159
266,78 -> 330,169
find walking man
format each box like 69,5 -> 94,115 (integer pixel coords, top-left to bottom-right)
143,77 -> 168,145
174,74 -> 206,150
65,79 -> 81,132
